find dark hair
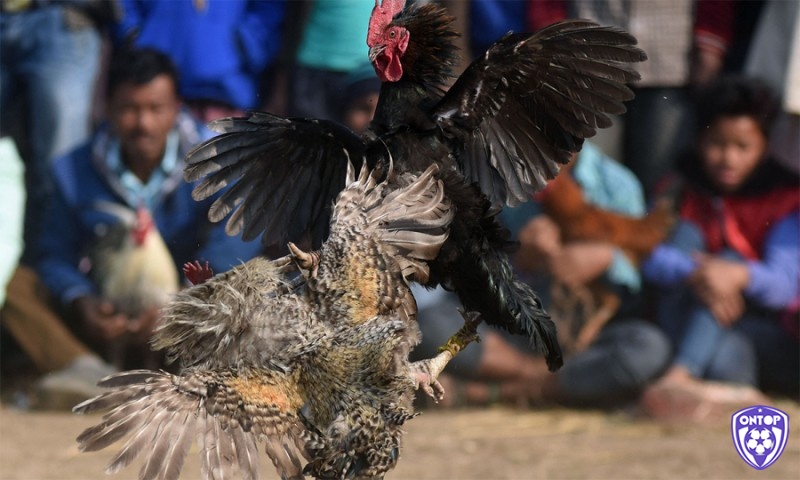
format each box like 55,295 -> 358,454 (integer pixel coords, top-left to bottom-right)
695,76 -> 779,137
107,48 -> 180,99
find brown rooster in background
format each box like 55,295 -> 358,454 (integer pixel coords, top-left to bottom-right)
538,162 -> 674,353
74,163 -> 479,480
184,0 -> 649,373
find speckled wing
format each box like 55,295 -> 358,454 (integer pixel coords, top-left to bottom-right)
154,256 -> 314,369
331,162 -> 454,286
184,112 -> 369,250
431,19 -> 646,206
73,368 -> 310,480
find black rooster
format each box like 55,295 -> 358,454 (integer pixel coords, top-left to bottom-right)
184,0 -> 646,371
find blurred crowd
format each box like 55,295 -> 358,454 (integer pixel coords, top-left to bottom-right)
0,0 -> 797,423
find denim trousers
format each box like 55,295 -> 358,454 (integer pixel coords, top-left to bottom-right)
656,223 -> 799,396
0,5 -> 100,263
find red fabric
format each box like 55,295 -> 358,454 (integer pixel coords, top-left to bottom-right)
693,0 -> 735,53
680,186 -> 800,261
527,0 -> 567,32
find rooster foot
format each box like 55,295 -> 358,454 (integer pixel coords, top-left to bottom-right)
412,310 -> 483,403
410,357 -> 448,402
183,260 -> 214,285
287,242 -> 320,278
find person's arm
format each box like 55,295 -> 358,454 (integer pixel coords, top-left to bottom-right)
35,186 -> 97,305
237,0 -> 288,75
641,221 -> 702,287
743,213 -> 799,309
36,182 -> 131,341
112,0 -> 145,46
691,0 -> 734,88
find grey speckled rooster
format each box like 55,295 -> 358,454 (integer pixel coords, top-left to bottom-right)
73,162 -> 479,480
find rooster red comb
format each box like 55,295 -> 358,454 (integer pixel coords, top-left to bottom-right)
367,0 -> 406,46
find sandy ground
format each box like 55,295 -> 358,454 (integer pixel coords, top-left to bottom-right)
1,401 -> 799,480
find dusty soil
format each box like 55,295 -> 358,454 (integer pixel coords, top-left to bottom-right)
1,401 -> 798,480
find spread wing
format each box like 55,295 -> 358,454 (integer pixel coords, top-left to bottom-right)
74,368 -> 310,480
184,112 -> 369,249
154,256 -> 314,369
431,19 -> 646,206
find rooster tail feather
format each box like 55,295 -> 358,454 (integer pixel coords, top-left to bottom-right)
449,246 -> 563,371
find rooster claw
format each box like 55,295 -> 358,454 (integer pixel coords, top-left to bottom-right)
287,242 -> 320,277
411,363 -> 446,402
419,375 -> 446,402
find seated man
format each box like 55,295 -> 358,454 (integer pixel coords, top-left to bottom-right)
412,142 -> 672,409
0,48 -> 262,407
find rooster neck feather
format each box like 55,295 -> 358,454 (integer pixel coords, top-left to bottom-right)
392,3 -> 460,91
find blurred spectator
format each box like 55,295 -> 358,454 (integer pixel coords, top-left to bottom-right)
0,137 -> 25,306
0,0 -> 116,264
641,77 -> 798,418
529,0 -> 735,198
286,0 -> 374,120
0,49 -> 262,408
338,62 -> 381,134
744,0 -> 800,172
413,142 -> 671,409
441,0 -> 530,76
115,0 -> 286,122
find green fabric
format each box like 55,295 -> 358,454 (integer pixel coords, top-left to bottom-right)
0,137 -> 26,306
296,0 -> 373,72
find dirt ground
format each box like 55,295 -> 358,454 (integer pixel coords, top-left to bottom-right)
1,401 -> 798,480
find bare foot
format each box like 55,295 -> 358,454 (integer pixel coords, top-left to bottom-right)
641,367 -> 770,423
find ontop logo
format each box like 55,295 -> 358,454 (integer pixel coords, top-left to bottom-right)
731,405 -> 790,470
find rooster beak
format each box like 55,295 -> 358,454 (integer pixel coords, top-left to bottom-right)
368,45 -> 385,62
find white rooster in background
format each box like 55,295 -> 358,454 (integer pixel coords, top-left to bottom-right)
87,201 -> 179,365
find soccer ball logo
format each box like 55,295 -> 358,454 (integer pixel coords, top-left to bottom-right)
732,406 -> 790,470
746,429 -> 774,455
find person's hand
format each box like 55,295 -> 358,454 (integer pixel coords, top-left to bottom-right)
688,255 -> 749,299
128,305 -> 161,345
516,216 -> 562,271
708,291 -> 745,327
72,295 -> 129,342
548,242 -> 615,288
688,255 -> 749,325
690,47 -> 724,90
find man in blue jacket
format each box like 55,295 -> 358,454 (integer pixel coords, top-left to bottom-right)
1,49 -> 262,408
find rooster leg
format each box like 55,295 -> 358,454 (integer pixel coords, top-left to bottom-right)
287,242 -> 320,278
411,310 -> 482,402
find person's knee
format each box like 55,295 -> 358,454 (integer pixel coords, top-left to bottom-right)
706,332 -> 757,385
617,321 -> 672,385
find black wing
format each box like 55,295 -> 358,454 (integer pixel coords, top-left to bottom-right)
431,20 -> 646,206
184,112 -> 369,249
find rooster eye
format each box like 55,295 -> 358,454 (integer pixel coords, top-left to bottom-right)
389,30 -> 396,38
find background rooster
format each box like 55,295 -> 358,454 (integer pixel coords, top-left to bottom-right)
74,164 -> 478,480
86,201 -> 179,366
184,0 -> 647,371
88,201 -> 179,319
537,163 -> 673,353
